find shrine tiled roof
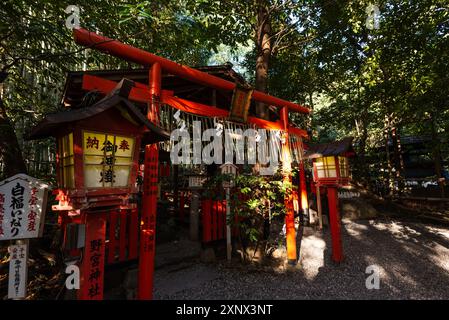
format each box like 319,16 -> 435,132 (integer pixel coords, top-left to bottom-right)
28,78 -> 170,142
304,137 -> 355,159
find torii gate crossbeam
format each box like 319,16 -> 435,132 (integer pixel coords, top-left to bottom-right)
72,28 -> 309,115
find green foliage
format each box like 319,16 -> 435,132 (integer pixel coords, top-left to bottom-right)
1,0 -> 448,190
265,0 -> 449,189
0,0 -> 224,177
203,170 -> 287,248
0,0 -> 219,122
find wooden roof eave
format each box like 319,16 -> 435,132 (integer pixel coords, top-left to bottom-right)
28,79 -> 170,142
304,137 -> 355,159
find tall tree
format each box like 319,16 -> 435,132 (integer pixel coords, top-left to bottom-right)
0,0 -> 215,178
188,0 -> 314,119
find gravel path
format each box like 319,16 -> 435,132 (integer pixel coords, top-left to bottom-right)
154,218 -> 449,300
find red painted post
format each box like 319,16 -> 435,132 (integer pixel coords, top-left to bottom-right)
299,160 -> 309,215
119,210 -> 127,261
108,210 -> 118,264
78,212 -> 106,300
218,200 -> 225,240
128,208 -> 139,260
202,199 -> 212,242
138,63 -> 161,300
210,201 -> 215,241
148,63 -> 161,123
212,201 -> 218,241
327,186 -> 343,263
280,106 -> 297,265
138,144 -> 158,299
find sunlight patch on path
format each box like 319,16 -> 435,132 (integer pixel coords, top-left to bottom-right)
299,234 -> 326,280
345,221 -> 369,239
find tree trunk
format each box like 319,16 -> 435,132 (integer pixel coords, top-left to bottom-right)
306,91 -> 314,131
390,116 -> 405,195
254,1 -> 272,120
384,115 -> 394,196
430,112 -> 445,198
355,116 -> 369,187
390,124 -> 400,187
0,96 -> 27,178
380,65 -> 404,196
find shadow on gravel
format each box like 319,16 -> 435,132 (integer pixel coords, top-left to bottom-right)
316,218 -> 449,299
149,217 -> 449,299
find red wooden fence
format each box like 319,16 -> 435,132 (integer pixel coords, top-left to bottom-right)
105,208 -> 139,264
201,199 -> 227,243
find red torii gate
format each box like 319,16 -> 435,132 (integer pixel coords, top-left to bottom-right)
73,28 -> 309,114
72,27 -> 310,299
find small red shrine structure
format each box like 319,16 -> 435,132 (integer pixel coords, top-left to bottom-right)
30,79 -> 169,299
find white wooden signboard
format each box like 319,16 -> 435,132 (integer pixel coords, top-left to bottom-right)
0,174 -> 48,240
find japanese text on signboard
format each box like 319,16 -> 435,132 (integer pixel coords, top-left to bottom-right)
88,238 -> 103,299
8,244 -> 28,299
0,174 -> 48,241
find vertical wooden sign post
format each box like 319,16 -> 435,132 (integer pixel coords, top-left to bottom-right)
219,163 -> 238,262
188,175 -> 204,242
225,187 -> 232,261
189,193 -> 199,241
78,213 -> 106,300
316,184 -> 323,230
8,241 -> 28,299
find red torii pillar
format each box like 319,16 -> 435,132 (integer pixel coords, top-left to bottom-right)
280,107 -> 297,265
138,63 -> 161,299
299,139 -> 309,217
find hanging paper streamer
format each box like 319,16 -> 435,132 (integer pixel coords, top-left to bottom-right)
289,134 -> 305,165
159,103 -> 301,169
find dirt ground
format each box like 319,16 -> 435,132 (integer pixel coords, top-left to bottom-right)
153,217 -> 449,300
2,209 -> 449,300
